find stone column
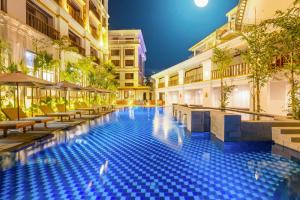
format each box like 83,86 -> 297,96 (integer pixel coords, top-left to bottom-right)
178,70 -> 185,85
165,75 -> 169,88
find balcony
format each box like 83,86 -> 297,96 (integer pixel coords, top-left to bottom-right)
89,1 -> 101,20
26,11 -> 60,40
109,40 -> 140,45
71,42 -> 85,56
67,4 -> 84,26
211,63 -> 249,80
184,73 -> 203,84
158,82 -> 165,88
90,26 -> 99,39
168,80 -> 179,87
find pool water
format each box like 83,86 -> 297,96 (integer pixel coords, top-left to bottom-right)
1,107 -> 300,199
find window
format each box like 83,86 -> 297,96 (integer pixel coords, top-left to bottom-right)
0,0 -> 7,12
125,60 -> 134,67
125,73 -> 134,80
124,91 -> 129,99
115,73 -> 120,80
90,47 -> 97,57
111,49 -> 120,56
125,49 -> 134,56
69,31 -> 81,46
111,60 -> 120,67
125,83 -> 134,87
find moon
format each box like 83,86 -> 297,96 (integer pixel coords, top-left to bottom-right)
194,0 -> 208,7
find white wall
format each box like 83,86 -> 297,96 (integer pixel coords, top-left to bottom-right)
212,85 -> 250,109
184,90 -> 203,105
243,0 -> 294,24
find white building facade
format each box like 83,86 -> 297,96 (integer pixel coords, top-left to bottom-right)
152,0 -> 295,116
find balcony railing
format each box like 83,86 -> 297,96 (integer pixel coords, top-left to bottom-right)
184,73 -> 203,84
168,80 -> 179,87
90,27 -> 99,39
109,40 -> 140,45
67,4 -> 84,26
89,1 -> 101,20
211,63 -> 249,80
71,42 -> 85,56
158,82 -> 165,88
26,11 -> 60,40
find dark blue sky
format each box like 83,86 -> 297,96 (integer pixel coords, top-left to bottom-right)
109,0 -> 239,75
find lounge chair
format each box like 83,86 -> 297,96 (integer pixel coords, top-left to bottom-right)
74,102 -> 97,115
56,104 -> 82,118
2,108 -> 54,128
39,105 -> 76,122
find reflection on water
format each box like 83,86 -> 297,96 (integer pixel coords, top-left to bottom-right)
1,107 -> 300,199
0,113 -> 114,170
152,107 -> 184,150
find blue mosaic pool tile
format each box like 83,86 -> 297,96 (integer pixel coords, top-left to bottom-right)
1,107 -> 300,199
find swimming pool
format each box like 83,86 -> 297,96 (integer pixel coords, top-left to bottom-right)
1,107 -> 300,199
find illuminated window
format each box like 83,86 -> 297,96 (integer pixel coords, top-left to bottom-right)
125,49 -> 134,56
25,51 -> 36,76
124,91 -> 129,99
125,73 -> 134,80
112,60 -> 120,67
111,49 -> 120,56
125,60 -> 134,67
125,83 -> 134,87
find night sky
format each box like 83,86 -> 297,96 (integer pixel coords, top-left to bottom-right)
109,0 -> 239,76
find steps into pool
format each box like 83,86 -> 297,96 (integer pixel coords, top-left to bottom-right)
272,127 -> 300,151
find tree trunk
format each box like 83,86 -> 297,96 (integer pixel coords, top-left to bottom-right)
220,75 -> 224,111
290,66 -> 297,118
256,79 -> 261,120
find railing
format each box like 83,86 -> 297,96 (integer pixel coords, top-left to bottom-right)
26,11 -> 60,40
211,63 -> 249,80
184,73 -> 203,84
71,42 -> 85,56
109,40 -> 140,45
90,27 -> 99,39
168,80 -> 178,87
67,4 -> 84,26
89,1 -> 101,20
158,82 -> 165,88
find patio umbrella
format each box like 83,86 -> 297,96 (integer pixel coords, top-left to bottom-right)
56,81 -> 83,111
0,71 -> 54,120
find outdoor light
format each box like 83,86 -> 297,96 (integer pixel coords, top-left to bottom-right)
194,0 -> 208,7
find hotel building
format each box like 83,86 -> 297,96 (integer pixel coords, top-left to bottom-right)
109,30 -> 152,104
151,0 -> 295,116
0,0 -> 109,85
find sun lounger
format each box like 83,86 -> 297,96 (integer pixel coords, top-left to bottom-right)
39,105 -> 76,122
56,104 -> 82,118
2,108 -> 55,128
0,120 -> 35,137
74,102 -> 98,115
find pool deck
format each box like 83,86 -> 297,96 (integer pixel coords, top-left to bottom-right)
0,111 -> 114,153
